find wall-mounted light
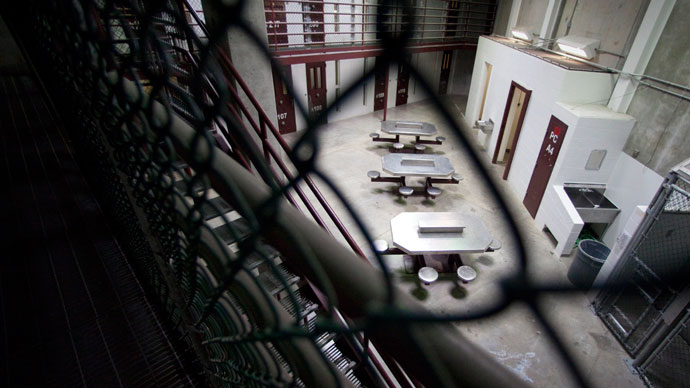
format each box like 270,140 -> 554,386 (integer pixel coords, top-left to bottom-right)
556,35 -> 600,60
511,27 -> 535,42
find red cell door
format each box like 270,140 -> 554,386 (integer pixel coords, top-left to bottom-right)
438,50 -> 453,95
305,62 -> 326,121
271,65 -> 296,134
395,61 -> 410,106
374,57 -> 388,111
523,116 -> 569,218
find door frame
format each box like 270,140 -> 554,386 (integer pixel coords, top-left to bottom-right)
395,59 -> 411,106
271,65 -> 296,134
305,61 -> 327,121
492,81 -> 532,180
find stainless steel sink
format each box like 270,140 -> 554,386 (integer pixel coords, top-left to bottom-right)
564,186 -> 620,224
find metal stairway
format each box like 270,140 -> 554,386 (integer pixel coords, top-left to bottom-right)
172,166 -> 366,386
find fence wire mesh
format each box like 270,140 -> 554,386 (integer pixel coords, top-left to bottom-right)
589,172 -> 690,388
639,310 -> 690,388
2,0 -> 668,387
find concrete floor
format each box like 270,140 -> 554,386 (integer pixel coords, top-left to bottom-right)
284,97 -> 645,387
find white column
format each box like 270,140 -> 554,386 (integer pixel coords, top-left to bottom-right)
607,0 -> 676,113
538,0 -> 563,46
506,0 -> 523,35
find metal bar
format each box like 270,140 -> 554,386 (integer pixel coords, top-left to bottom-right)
271,40 -> 476,56
383,63 -> 389,121
265,18 -> 495,26
269,35 -> 481,48
273,43 -> 476,66
267,0 -> 499,11
216,65 -> 332,231
214,50 -> 366,258
265,26 -> 490,36
263,10 -> 495,17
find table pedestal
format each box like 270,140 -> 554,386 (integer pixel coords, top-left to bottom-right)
410,254 -> 463,273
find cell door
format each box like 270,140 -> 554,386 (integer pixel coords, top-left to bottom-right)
523,115 -> 568,218
438,50 -> 453,95
271,65 -> 296,134
374,57 -> 387,111
395,61 -> 410,106
305,62 -> 326,121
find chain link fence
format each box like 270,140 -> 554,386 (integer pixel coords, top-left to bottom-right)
1,0 -> 667,387
594,168 -> 690,388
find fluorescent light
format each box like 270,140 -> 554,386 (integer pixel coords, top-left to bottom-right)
556,35 -> 600,59
511,27 -> 534,42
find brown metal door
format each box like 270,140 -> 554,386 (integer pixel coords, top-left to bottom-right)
374,57 -> 387,111
271,65 -> 296,134
305,62 -> 326,121
523,116 -> 569,218
395,61 -> 410,106
438,50 -> 452,95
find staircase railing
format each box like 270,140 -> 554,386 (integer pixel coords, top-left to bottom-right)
173,0 -> 366,259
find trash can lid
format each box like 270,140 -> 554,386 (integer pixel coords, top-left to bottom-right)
577,239 -> 610,264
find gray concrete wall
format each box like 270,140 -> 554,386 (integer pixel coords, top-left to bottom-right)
0,15 -> 27,73
493,0 -> 514,36
516,0 -> 549,31
201,0 -> 278,131
450,50 -> 476,96
623,0 -> 690,175
553,0 -> 649,68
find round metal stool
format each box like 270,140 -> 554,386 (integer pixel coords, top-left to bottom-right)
418,267 -> 438,285
373,239 -> 389,253
398,186 -> 414,197
426,186 -> 441,198
367,170 -> 380,179
457,265 -> 477,283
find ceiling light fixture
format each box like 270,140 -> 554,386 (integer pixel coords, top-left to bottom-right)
511,27 -> 535,42
556,35 -> 600,59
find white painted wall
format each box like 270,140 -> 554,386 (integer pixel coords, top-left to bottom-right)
536,185 -> 585,255
534,103 -> 636,255
292,63 -> 308,131
549,103 -> 635,186
465,37 -> 618,200
601,154 -> 663,247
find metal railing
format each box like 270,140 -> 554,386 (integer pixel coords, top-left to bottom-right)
264,0 -> 496,52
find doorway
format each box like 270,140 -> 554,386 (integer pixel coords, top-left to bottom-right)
523,115 -> 569,218
374,57 -> 387,111
395,60 -> 410,106
271,65 -> 296,134
305,62 -> 326,122
492,81 -> 531,180
438,50 -> 453,95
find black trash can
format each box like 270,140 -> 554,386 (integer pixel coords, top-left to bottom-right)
567,239 -> 610,290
